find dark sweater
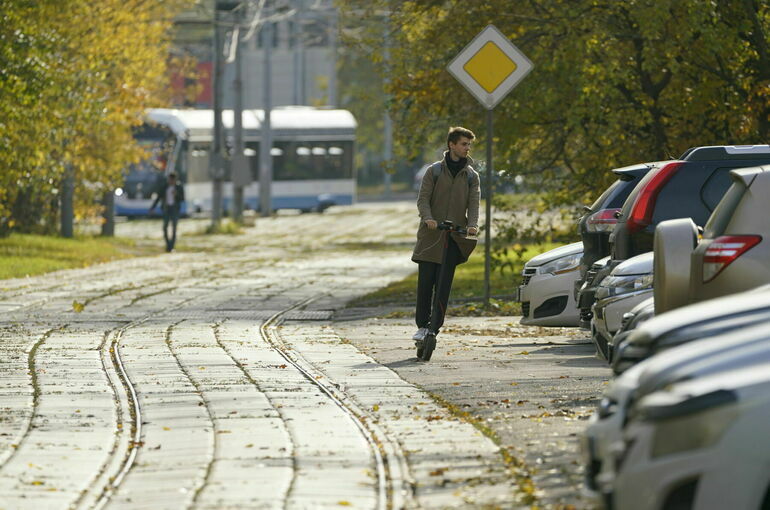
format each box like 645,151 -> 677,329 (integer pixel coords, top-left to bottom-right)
445,153 -> 467,178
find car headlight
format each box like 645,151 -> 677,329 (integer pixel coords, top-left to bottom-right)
635,389 -> 738,458
599,273 -> 653,297
538,252 -> 582,275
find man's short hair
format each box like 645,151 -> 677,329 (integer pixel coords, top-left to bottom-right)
168,171 -> 177,179
447,126 -> 475,148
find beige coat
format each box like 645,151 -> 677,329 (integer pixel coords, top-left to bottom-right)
411,155 -> 480,264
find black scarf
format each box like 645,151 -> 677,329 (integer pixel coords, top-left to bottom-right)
445,152 -> 466,178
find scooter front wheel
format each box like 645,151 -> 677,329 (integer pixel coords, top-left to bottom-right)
420,333 -> 436,361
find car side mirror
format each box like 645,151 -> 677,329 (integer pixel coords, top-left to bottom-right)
697,225 -> 704,235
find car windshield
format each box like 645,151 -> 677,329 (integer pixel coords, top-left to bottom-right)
703,180 -> 748,238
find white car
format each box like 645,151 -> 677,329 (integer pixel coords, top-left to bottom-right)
591,251 -> 653,360
611,364 -> 770,510
517,242 -> 583,326
582,319 -> 770,503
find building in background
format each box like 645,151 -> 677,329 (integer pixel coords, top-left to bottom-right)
169,0 -> 338,109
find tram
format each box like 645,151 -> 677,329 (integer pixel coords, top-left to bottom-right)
115,107 -> 357,216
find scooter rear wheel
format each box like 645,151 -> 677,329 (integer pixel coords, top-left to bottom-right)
420,333 -> 436,361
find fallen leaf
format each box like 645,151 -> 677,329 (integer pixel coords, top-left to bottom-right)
372,404 -> 380,412
72,301 -> 85,313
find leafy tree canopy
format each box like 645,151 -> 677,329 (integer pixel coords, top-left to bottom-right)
338,0 -> 770,206
0,0 -> 193,235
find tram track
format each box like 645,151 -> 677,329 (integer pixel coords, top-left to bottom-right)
70,276 -> 256,510
257,296 -> 416,510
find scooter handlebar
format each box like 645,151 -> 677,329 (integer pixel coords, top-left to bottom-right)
437,220 -> 470,236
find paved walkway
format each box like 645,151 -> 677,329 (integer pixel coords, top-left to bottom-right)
0,204 -> 521,509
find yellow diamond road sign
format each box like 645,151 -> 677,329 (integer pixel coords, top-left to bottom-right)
448,25 -> 533,109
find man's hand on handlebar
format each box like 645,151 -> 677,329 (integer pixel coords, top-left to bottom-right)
425,219 -> 438,230
467,227 -> 478,236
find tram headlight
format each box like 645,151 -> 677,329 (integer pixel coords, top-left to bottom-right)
114,188 -> 124,197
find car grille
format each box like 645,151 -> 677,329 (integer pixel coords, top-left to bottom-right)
522,301 -> 530,317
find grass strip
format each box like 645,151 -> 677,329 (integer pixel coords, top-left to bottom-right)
348,241 -> 562,310
0,234 -> 155,280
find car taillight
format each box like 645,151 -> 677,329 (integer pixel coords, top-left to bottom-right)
626,162 -> 685,234
586,208 -> 621,233
702,235 -> 762,282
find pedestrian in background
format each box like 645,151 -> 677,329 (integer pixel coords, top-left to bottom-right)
411,126 -> 480,347
149,172 -> 185,252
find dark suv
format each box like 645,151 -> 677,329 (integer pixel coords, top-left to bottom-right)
575,163 -> 655,294
578,145 -> 770,327
612,145 -> 770,259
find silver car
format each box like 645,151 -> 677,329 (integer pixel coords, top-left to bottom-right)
655,165 -> 770,313
517,242 -> 583,327
591,252 -> 653,360
583,315 -> 770,503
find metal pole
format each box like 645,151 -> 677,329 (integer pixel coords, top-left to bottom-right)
211,7 -> 225,227
60,165 -> 74,238
101,190 -> 115,237
292,1 -> 303,104
327,8 -> 337,107
484,108 -> 493,305
232,15 -> 245,223
382,16 -> 392,198
259,18 -> 273,217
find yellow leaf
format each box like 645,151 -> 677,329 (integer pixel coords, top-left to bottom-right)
337,502 -> 351,506
372,404 -> 380,412
72,301 -> 85,313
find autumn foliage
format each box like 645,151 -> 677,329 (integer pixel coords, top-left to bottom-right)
0,0 -> 193,236
338,0 -> 770,206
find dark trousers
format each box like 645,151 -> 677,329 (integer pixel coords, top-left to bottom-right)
415,236 -> 462,334
162,205 -> 180,252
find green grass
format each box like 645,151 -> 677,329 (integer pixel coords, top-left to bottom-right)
348,241 -> 561,308
0,234 -> 154,280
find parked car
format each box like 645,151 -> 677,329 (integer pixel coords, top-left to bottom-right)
575,164 -> 654,326
576,164 -> 654,291
517,242 -> 583,326
608,296 -> 655,363
612,145 -> 770,260
612,284 -> 770,374
577,256 -> 613,328
655,165 -> 770,314
582,317 -> 770,503
590,252 -> 653,360
611,365 -> 770,510
579,145 -> 770,324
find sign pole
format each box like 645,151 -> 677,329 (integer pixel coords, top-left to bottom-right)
446,24 -> 533,309
484,108 -> 493,305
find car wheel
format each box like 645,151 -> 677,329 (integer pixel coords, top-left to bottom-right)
653,218 -> 698,314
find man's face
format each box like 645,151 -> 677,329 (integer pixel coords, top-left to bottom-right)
449,136 -> 472,159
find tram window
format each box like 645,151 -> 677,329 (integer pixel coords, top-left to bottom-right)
242,141 -> 353,181
187,143 -> 211,183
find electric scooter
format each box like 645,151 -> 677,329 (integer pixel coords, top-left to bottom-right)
416,220 -> 468,361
